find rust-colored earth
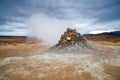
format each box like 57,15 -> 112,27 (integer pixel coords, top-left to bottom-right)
0,34 -> 120,80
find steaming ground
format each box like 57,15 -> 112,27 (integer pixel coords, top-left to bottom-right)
0,42 -> 120,80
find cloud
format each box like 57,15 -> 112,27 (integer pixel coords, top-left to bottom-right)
89,30 -> 116,34
0,24 -> 28,36
1,0 -> 120,22
0,31 -> 27,36
74,20 -> 120,34
0,0 -> 120,37
0,22 -> 28,36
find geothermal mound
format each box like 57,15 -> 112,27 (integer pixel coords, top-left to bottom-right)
57,28 -> 87,47
46,28 -> 90,52
44,28 -> 119,53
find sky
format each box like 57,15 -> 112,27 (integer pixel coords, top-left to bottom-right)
0,0 -> 120,37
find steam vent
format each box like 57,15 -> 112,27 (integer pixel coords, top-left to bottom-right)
57,28 -> 87,47
48,28 -> 88,52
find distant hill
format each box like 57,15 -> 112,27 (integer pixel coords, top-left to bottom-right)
110,31 -> 120,35
85,31 -> 120,43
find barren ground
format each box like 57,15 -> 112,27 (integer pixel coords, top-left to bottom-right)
0,36 -> 120,80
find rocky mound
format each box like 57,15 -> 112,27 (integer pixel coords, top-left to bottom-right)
46,28 -> 89,52
57,28 -> 87,47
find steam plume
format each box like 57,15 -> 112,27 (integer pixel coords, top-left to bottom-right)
26,13 -> 73,45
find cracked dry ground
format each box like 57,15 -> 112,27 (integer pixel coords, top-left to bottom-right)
0,45 -> 120,80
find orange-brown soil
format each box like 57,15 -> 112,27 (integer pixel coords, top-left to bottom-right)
102,64 -> 120,80
0,36 -> 47,58
0,43 -> 48,58
0,35 -> 120,80
85,33 -> 120,46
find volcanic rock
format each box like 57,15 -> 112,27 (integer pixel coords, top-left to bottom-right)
47,28 -> 89,52
56,28 -> 87,47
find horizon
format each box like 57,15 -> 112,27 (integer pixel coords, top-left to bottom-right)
0,30 -> 120,37
0,0 -> 120,45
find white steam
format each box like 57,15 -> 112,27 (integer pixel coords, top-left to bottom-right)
26,13 -> 74,46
